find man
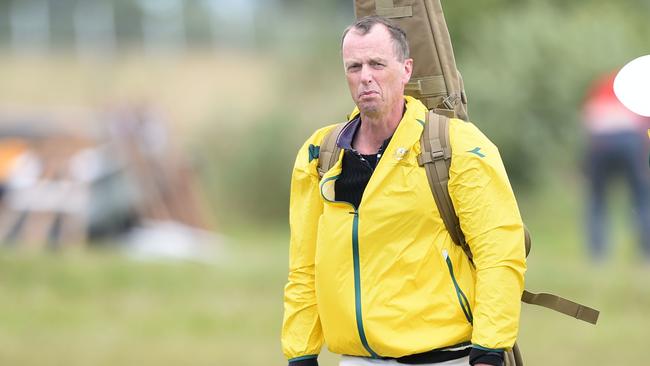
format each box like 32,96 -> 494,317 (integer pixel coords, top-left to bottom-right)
282,16 -> 526,366
582,72 -> 650,262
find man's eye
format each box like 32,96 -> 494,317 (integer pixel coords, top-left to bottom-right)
347,65 -> 361,71
371,62 -> 385,68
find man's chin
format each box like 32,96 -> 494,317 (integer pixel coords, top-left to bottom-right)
357,102 -> 380,116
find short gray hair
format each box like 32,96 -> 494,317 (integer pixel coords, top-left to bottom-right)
341,16 -> 410,61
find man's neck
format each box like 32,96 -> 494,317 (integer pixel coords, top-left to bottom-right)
354,99 -> 405,154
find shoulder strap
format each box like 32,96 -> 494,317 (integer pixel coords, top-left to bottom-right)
418,110 -> 599,325
522,290 -> 599,324
417,110 -> 472,261
317,123 -> 346,179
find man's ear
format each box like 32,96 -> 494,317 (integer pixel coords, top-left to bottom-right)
403,58 -> 414,84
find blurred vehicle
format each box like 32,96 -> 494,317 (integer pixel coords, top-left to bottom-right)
0,104 -> 218,260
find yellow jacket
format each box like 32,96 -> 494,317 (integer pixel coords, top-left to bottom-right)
282,97 -> 526,362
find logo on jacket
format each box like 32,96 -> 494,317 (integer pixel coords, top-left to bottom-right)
309,144 -> 320,163
467,147 -> 486,158
394,147 -> 409,161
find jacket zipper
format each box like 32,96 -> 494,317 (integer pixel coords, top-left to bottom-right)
320,175 -> 379,358
351,209 -> 379,358
442,249 -> 474,324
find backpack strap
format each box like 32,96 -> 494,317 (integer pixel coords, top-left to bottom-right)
417,110 -> 472,261
317,123 -> 346,179
522,290 -> 600,325
512,343 -> 523,366
417,111 -> 528,259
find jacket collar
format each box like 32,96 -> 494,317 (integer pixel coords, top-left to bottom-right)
337,114 -> 361,150
319,96 -> 428,203
338,96 -> 427,153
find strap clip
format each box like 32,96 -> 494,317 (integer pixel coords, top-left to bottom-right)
442,95 -> 460,110
431,149 -> 445,160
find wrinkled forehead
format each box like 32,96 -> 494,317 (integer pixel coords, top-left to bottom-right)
341,25 -> 397,60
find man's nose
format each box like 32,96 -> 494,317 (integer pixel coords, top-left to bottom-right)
360,65 -> 373,84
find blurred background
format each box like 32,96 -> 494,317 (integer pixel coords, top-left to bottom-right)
0,0 -> 649,365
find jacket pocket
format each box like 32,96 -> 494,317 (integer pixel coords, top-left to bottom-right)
442,249 -> 473,324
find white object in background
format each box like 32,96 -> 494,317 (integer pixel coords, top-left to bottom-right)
125,220 -> 224,263
614,55 -> 650,117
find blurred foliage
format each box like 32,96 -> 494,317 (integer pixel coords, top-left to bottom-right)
195,110 -> 297,225
456,1 -> 649,185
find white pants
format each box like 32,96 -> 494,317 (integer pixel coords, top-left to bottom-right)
340,355 -> 470,366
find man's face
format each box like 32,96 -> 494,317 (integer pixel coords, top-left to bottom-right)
342,24 -> 413,118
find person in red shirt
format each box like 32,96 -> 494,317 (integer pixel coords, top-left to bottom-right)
582,71 -> 650,261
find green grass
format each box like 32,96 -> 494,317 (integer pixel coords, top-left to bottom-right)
0,238 -> 288,366
0,181 -> 648,365
514,177 -> 650,365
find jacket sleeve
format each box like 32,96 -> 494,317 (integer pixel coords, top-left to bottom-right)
282,127 -> 336,364
447,119 -> 527,351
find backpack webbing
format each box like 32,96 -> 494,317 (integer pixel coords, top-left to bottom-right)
315,112 -> 599,326
416,112 -> 471,260
503,343 -> 524,366
316,123 -> 345,178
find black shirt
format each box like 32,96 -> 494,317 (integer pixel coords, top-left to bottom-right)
334,116 -> 392,209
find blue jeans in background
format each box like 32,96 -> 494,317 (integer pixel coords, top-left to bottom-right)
585,131 -> 650,261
